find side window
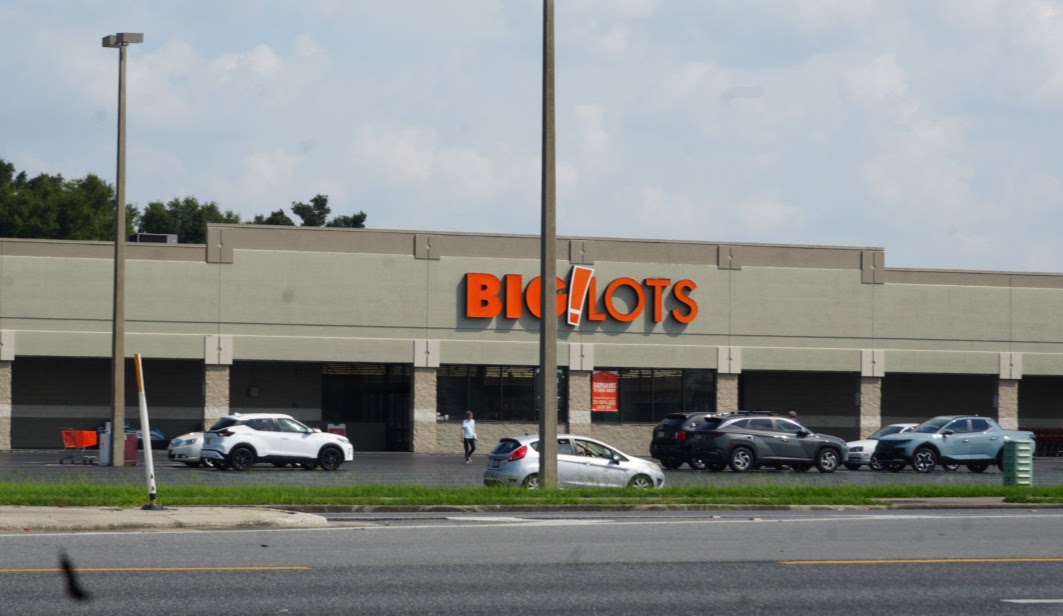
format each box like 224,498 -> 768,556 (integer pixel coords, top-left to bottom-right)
728,419 -> 750,429
749,418 -> 773,431
775,420 -> 804,434
278,418 -> 309,433
970,419 -> 990,432
575,439 -> 612,458
557,438 -> 575,456
945,420 -> 970,434
246,418 -> 273,431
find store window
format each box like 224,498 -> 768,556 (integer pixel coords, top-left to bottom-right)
438,365 -> 568,422
592,368 -> 714,423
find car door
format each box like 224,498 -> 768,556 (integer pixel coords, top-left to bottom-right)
555,438 -> 587,487
276,417 -> 320,459
769,418 -> 811,462
941,419 -> 973,460
572,438 -> 629,487
964,418 -> 998,459
745,417 -> 781,462
244,417 -> 280,457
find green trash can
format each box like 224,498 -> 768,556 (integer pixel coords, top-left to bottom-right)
1002,439 -> 1034,486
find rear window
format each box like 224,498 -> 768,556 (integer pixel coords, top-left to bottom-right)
208,417 -> 241,431
658,418 -> 688,430
693,418 -> 724,431
490,439 -> 524,455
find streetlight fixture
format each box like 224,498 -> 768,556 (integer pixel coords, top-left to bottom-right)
102,32 -> 143,466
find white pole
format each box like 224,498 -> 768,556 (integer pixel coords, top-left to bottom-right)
134,354 -> 163,510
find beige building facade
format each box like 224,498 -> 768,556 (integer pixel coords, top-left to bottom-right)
0,224 -> 1060,455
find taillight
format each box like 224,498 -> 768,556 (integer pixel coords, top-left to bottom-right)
212,429 -> 234,437
508,445 -> 528,461
676,431 -> 688,442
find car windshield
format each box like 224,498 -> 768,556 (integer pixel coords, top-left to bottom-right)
911,418 -> 951,434
869,425 -> 905,439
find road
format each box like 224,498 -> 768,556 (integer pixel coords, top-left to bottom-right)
2,449 -> 1061,487
1,509 -> 1061,615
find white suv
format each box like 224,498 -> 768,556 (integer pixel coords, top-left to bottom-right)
201,413 -> 354,471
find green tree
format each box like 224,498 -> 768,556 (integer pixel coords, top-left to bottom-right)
291,194 -> 330,227
326,212 -> 367,228
0,158 -> 120,241
252,209 -> 295,226
138,196 -> 240,244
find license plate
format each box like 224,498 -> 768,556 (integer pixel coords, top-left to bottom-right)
490,460 -> 500,469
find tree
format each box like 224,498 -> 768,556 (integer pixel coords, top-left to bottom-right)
138,196 -> 240,244
291,194 -> 330,227
264,193 -> 366,228
252,209 -> 295,226
0,158 -> 119,241
326,212 -> 367,228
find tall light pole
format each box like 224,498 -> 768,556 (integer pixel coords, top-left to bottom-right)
538,0 -> 558,488
102,32 -> 143,466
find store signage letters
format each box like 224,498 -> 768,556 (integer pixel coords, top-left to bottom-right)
465,268 -> 699,325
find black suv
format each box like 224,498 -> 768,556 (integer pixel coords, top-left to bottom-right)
650,412 -> 722,470
685,411 -> 846,473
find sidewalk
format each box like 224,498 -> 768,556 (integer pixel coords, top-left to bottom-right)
0,506 -> 329,533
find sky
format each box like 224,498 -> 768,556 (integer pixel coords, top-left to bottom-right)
3,0 -> 1063,274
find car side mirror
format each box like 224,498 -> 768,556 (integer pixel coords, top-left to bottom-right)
311,428 -> 321,433
611,454 -> 621,464
797,430 -> 811,437
941,429 -> 953,436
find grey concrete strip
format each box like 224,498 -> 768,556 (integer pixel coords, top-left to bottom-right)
0,506 -> 329,533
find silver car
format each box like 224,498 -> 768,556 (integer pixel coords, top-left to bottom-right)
167,432 -> 212,467
483,434 -> 665,489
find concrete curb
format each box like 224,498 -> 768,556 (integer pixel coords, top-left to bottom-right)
0,506 -> 329,533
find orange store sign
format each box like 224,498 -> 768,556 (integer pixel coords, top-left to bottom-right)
464,268 -> 699,325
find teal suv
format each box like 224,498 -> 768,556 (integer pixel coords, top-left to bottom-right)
873,415 -> 1035,473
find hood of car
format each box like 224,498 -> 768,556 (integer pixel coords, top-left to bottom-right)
846,438 -> 876,449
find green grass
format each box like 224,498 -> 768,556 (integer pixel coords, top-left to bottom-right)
0,483 -> 1060,508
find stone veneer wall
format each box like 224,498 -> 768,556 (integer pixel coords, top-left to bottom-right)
204,365 -> 229,430
717,374 -> 739,411
860,377 -> 883,438
997,379 -> 1019,430
411,368 -> 438,453
0,362 -> 10,449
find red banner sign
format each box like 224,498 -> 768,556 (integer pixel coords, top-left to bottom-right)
592,370 -> 619,412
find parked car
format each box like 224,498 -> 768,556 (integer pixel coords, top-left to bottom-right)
200,413 -> 354,471
874,415 -> 1036,473
845,423 -> 917,471
483,434 -> 665,489
167,432 -> 212,467
96,421 -> 168,450
686,412 -> 847,473
650,411 -> 722,470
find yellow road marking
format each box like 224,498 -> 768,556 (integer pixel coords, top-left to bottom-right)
0,566 -> 310,573
781,558 -> 1063,565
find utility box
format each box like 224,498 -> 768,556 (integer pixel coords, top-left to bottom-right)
123,433 -> 138,466
1002,439 -> 1034,486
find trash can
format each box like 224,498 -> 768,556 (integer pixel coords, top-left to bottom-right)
1002,439 -> 1034,486
123,433 -> 138,466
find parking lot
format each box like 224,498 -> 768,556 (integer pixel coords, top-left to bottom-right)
0,449 -> 1059,488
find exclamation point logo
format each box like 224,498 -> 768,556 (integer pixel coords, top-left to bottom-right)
566,266 -> 595,326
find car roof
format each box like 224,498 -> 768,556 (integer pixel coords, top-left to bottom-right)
221,413 -> 296,421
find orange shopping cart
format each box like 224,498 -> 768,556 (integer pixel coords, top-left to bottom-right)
59,428 -> 99,465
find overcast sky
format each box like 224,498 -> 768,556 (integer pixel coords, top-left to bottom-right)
3,0 -> 1063,273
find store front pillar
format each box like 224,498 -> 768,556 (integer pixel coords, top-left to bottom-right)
204,364 -> 230,430
0,361 -> 11,450
997,378 -> 1019,430
567,370 -> 591,434
411,367 -> 438,453
859,377 -> 882,438
716,373 -> 739,411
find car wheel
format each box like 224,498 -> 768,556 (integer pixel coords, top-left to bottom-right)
942,463 -> 960,472
728,447 -> 754,473
967,463 -> 989,473
229,446 -> 255,471
912,447 -> 937,473
628,474 -> 654,489
868,455 -> 884,471
318,447 -> 344,471
522,473 -> 542,489
844,463 -> 861,471
660,458 -> 682,470
688,457 -> 708,471
815,448 -> 840,473
885,462 -> 905,472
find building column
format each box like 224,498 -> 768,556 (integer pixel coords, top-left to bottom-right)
859,377 -> 883,439
411,367 -> 438,453
567,370 -> 591,435
0,361 -> 11,450
997,378 -> 1019,430
204,364 -> 230,430
716,373 -> 739,411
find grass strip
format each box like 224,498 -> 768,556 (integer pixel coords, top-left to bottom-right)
0,483 -> 1059,508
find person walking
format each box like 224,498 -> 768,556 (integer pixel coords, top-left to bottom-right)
461,411 -> 477,463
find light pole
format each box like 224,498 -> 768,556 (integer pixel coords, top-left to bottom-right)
102,32 -> 143,467
538,0 -> 558,488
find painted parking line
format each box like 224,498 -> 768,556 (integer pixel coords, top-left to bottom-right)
781,558 -> 1063,565
0,566 -> 310,573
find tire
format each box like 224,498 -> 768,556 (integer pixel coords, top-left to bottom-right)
688,457 -> 708,471
628,474 -> 654,489
660,458 -> 682,470
885,462 -> 905,472
318,447 -> 344,471
728,447 -> 755,473
229,446 -> 255,471
815,448 -> 840,473
522,473 -> 542,489
942,463 -> 960,472
967,463 -> 989,473
912,447 -> 937,473
868,455 -> 884,471
844,463 -> 861,471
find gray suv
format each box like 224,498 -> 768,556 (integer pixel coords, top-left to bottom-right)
685,412 -> 846,473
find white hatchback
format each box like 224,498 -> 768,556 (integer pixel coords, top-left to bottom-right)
483,434 -> 665,489
845,423 -> 917,470
201,413 -> 354,471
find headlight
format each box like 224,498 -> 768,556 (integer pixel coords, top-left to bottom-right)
849,446 -> 863,452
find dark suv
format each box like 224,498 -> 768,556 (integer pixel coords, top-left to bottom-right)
650,412 -> 722,470
685,412 -> 846,473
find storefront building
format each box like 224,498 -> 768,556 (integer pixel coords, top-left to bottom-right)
0,224 -> 1061,455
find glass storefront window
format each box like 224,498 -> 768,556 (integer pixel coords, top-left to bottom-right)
438,365 -> 567,422
592,368 -> 714,423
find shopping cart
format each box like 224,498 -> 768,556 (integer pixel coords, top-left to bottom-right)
59,428 -> 99,465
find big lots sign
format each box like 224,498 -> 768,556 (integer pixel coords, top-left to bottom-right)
465,266 -> 699,325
